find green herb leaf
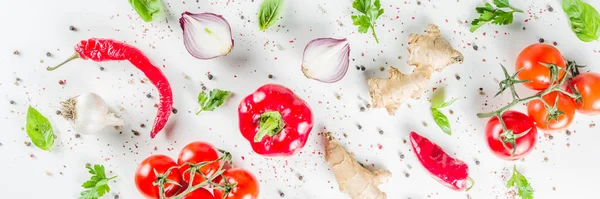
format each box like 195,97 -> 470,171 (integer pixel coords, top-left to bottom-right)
258,0 -> 284,31
80,164 -> 117,199
470,0 -> 521,32
506,166 -> 534,199
431,108 -> 452,135
562,0 -> 600,42
197,89 -> 232,114
436,98 -> 459,109
494,0 -> 510,8
26,106 -> 54,151
129,0 -> 162,22
351,0 -> 384,43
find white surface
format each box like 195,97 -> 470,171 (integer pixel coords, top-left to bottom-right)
1,0 -> 600,198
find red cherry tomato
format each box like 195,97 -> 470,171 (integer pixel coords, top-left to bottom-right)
516,43 -> 566,90
569,72 -> 600,115
527,91 -> 576,131
182,188 -> 215,199
213,168 -> 260,199
135,154 -> 184,199
485,111 -> 538,161
177,141 -> 220,186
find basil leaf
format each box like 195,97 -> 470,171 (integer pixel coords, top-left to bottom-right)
431,108 -> 452,135
129,0 -> 162,22
494,0 -> 510,8
258,0 -> 284,31
563,0 -> 600,42
197,89 -> 232,114
437,98 -> 459,109
26,106 -> 54,151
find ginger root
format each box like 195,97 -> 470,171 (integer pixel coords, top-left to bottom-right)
325,133 -> 391,199
368,24 -> 463,115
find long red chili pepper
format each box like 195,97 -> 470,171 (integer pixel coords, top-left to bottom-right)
48,38 -> 173,138
409,131 -> 473,191
238,84 -> 313,156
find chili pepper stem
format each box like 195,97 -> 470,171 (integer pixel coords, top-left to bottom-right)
465,177 -> 475,191
47,52 -> 80,71
254,111 -> 285,142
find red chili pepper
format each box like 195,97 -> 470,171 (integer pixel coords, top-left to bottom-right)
48,38 -> 173,138
238,84 -> 313,156
409,131 -> 473,191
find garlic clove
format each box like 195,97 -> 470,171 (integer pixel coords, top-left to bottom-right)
301,38 -> 350,83
61,93 -> 124,134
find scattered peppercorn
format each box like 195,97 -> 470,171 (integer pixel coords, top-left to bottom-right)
13,50 -> 19,55
46,52 -> 52,57
207,74 -> 214,80
172,108 -> 178,114
146,93 -> 152,98
455,74 -> 461,80
366,104 -> 371,108
278,191 -> 285,197
399,153 -> 405,159
56,110 -> 61,115
132,130 -> 140,136
475,160 -> 481,165
69,25 -> 77,31
404,172 -> 410,178
75,133 -> 81,138
357,124 -> 362,130
25,141 -> 32,147
359,107 -> 366,112
539,38 -> 545,43
355,66 -> 360,70
553,41 -> 558,46
379,66 -> 385,71
114,194 -> 120,199
140,123 -> 146,128
566,130 -> 572,136
268,74 -> 273,79
100,66 -> 105,71
16,78 -> 21,82
473,45 -> 478,51
379,129 -> 384,135
202,86 -> 207,91
9,100 -> 15,105
548,135 -> 554,140
360,65 -> 366,71
298,175 -> 304,181
58,80 -> 65,85
548,6 -> 554,12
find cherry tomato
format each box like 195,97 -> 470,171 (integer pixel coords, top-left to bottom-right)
135,154 -> 184,199
177,141 -> 220,186
515,43 -> 566,90
569,73 -> 600,115
527,91 -> 576,131
182,188 -> 215,199
485,111 -> 538,161
213,168 -> 260,199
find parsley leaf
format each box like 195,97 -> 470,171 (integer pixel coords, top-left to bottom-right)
470,0 -> 522,32
197,88 -> 232,114
506,166 -> 534,199
79,164 -> 117,199
258,0 -> 284,31
562,0 -> 600,42
351,0 -> 384,43
26,106 -> 55,151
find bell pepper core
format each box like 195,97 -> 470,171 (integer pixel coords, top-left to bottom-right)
254,111 -> 285,142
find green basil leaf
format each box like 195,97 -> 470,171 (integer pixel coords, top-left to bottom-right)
197,89 -> 232,114
26,106 -> 54,151
563,0 -> 600,42
437,98 -> 459,109
431,108 -> 452,135
129,0 -> 162,22
494,0 -> 510,8
258,0 -> 284,31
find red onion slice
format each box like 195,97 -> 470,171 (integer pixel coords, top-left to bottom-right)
180,12 -> 234,60
301,38 -> 350,83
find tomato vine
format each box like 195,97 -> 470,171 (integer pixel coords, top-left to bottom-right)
477,60 -> 584,155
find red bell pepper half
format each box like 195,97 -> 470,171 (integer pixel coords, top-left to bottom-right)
238,84 -> 314,156
410,131 -> 473,191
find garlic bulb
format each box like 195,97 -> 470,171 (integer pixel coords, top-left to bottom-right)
60,93 -> 124,134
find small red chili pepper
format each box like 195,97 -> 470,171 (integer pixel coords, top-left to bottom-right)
410,131 -> 473,191
48,38 -> 173,138
238,84 -> 313,156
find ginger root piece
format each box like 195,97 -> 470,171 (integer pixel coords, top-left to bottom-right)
325,133 -> 391,199
368,24 -> 463,115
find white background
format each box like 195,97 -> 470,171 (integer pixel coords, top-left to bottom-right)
1,0 -> 600,198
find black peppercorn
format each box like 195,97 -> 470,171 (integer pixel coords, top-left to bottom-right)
69,26 -> 77,31
207,74 -> 214,80
46,52 -> 52,57
268,74 -> 273,79
146,93 -> 152,98
172,108 -> 178,114
539,38 -> 545,43
9,100 -> 15,105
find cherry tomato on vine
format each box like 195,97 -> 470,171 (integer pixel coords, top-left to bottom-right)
485,111 -> 538,161
527,91 -> 576,131
177,141 -> 220,186
568,73 -> 600,115
182,188 -> 215,199
135,154 -> 184,199
213,168 -> 260,199
515,43 -> 567,90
